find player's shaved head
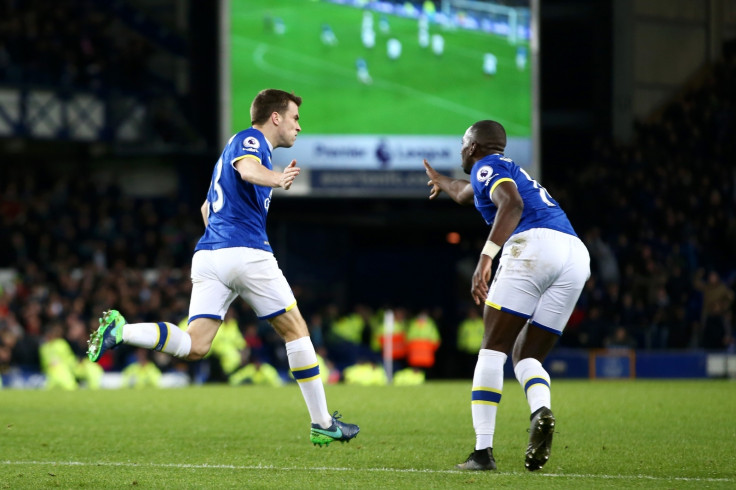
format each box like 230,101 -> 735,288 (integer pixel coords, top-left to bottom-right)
467,120 -> 506,154
460,120 -> 507,173
251,89 -> 302,125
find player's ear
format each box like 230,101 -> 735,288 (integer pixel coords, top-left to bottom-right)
271,111 -> 280,125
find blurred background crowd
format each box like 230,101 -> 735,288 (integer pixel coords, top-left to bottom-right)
556,52 -> 736,353
0,0 -> 202,148
0,0 -> 734,388
0,0 -> 152,90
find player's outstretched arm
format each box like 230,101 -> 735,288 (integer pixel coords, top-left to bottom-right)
423,159 -> 473,205
236,158 -> 301,189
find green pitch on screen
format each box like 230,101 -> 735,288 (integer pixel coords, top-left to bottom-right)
230,0 -> 531,136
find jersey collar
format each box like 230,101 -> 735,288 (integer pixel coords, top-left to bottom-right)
263,136 -> 274,153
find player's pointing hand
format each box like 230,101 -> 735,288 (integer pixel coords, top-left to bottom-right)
424,159 -> 442,199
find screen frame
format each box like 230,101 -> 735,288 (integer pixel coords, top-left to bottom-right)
218,0 -> 540,196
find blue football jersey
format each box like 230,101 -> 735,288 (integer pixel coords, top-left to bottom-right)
195,128 -> 275,253
470,154 -> 577,237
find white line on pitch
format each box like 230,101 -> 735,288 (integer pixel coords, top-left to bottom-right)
1,461 -> 732,483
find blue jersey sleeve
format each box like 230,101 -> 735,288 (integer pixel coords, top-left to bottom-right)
471,154 -> 577,237
227,131 -> 271,169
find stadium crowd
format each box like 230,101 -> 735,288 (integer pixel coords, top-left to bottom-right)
558,52 -> 736,353
0,0 -> 153,90
1,44 -> 734,387
0,0 -> 201,148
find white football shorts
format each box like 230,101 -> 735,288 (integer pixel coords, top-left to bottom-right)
188,247 -> 296,323
486,228 -> 590,335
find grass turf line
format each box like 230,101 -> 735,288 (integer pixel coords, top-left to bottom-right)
1,380 -> 734,488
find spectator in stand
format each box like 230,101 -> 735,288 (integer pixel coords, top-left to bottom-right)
203,309 -> 249,380
456,306 -> 484,376
327,305 -> 373,369
121,348 -> 162,389
603,326 -> 637,350
0,1 -> 152,90
406,310 -> 441,373
693,269 -> 734,325
228,354 -> 283,387
701,298 -> 733,351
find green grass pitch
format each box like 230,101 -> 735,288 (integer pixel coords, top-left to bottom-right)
1,380 -> 734,488
229,0 -> 531,137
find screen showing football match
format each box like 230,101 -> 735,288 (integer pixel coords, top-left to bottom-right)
223,0 -> 536,194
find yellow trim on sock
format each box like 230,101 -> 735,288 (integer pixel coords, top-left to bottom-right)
292,361 -> 319,372
474,386 -> 502,394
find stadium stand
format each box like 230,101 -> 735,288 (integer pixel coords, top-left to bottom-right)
0,0 -> 202,148
0,2 -> 734,385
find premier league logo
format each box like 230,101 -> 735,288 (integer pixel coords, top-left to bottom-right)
375,139 -> 391,168
243,136 -> 260,150
476,165 -> 493,183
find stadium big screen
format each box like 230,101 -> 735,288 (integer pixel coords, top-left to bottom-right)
221,0 -> 538,197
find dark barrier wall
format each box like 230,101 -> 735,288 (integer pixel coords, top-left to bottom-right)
534,349 -> 711,379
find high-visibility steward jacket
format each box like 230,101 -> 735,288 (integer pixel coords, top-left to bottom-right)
457,316 -> 484,354
380,329 -> 407,360
376,316 -> 407,359
370,309 -> 408,358
39,338 -> 78,390
332,313 -> 365,344
393,367 -> 426,386
406,315 -> 441,368
229,362 -> 283,387
121,360 -> 162,389
343,362 -> 388,386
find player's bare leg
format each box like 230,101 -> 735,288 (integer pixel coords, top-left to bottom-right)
186,317 -> 223,360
